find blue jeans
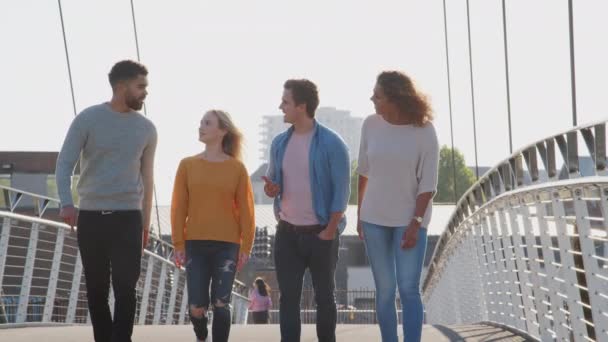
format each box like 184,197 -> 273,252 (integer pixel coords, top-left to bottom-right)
362,222 -> 428,342
186,240 -> 239,342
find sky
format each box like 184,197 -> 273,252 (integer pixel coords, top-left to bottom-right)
1,0 -> 608,204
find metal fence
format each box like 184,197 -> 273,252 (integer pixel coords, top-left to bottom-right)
423,121 -> 608,341
0,185 -> 249,326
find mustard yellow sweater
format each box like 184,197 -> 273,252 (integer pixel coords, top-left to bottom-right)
171,156 -> 255,253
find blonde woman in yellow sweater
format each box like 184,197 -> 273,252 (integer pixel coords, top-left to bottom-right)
171,109 -> 255,342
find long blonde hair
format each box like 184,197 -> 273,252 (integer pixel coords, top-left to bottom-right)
207,109 -> 244,161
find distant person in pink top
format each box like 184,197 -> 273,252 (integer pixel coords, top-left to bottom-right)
248,278 -> 272,324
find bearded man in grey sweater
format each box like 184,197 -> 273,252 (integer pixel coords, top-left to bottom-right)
55,60 -> 157,342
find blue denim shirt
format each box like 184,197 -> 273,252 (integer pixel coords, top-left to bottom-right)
266,121 -> 351,233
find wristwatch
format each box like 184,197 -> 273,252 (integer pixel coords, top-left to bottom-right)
412,216 -> 423,224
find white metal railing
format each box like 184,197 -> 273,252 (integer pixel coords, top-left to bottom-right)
423,121 -> 608,341
0,186 -> 250,326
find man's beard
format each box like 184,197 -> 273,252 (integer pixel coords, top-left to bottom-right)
126,95 -> 144,111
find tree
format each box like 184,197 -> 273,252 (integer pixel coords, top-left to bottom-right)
435,146 -> 476,203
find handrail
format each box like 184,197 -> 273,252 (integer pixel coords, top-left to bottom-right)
0,188 -> 251,325
423,179 -> 608,340
423,120 -> 608,293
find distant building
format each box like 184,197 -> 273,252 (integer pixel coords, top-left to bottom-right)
0,151 -> 80,220
1,151 -> 61,196
0,151 -> 79,210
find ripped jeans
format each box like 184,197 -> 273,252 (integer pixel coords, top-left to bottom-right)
185,240 -> 239,342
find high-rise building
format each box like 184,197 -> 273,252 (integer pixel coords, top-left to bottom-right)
259,106 -> 363,163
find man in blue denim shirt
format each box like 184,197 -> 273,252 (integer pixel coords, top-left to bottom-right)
263,79 -> 350,342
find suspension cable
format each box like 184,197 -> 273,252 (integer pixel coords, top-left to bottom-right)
465,0 -> 480,180
129,0 -> 162,239
568,0 -> 578,126
501,0 -> 514,154
57,0 -> 77,117
442,0 -> 458,203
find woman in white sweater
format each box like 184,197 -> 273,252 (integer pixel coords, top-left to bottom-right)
357,71 -> 439,342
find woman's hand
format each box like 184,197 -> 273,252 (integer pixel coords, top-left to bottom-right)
401,224 -> 420,249
174,250 -> 186,268
237,252 -> 250,271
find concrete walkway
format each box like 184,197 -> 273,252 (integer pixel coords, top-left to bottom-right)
1,324 -> 531,341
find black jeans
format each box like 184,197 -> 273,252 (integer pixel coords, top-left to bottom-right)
251,311 -> 269,324
77,210 -> 143,342
274,221 -> 340,342
186,240 -> 239,342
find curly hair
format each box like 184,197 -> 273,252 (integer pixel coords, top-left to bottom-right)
376,71 -> 433,126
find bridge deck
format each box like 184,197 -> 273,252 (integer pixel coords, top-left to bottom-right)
1,324 -> 530,341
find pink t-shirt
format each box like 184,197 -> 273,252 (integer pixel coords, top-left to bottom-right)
248,289 -> 272,312
279,130 -> 319,225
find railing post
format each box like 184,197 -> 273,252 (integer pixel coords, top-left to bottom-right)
523,147 -> 539,183
490,171 -> 503,197
546,138 -> 557,179
42,227 -> 65,322
495,205 -> 525,331
481,212 -> 505,324
231,293 -> 249,324
533,195 -> 570,338
556,135 -> 569,178
166,270 -> 179,325
0,217 -> 12,289
536,142 -> 549,179
505,203 -> 537,334
138,254 -> 154,325
66,251 -> 83,324
580,128 -> 596,166
473,220 -> 491,322
8,191 -> 24,212
499,163 -> 513,191
519,199 -> 552,339
594,124 -> 606,175
489,207 -> 517,326
153,262 -> 167,324
573,187 -> 604,339
178,283 -> 188,325
453,233 -> 472,323
461,230 -> 484,322
567,131 -> 579,177
16,222 -> 39,323
443,241 -> 457,323
550,190 -> 587,341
